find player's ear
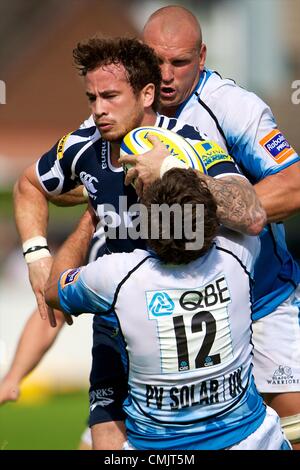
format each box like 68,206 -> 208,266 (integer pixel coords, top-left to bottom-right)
199,43 -> 207,72
141,83 -> 155,108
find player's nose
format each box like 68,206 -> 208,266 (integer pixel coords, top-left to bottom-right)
93,98 -> 107,117
161,63 -> 174,83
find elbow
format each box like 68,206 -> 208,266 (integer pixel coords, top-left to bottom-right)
13,177 -> 22,202
247,209 -> 267,236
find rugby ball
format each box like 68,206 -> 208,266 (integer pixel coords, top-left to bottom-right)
120,126 -> 207,175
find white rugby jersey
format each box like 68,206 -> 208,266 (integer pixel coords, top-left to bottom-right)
171,69 -> 300,321
58,229 -> 265,450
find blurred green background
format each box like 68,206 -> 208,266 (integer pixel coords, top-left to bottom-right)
0,391 -> 88,450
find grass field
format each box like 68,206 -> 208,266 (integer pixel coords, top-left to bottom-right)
0,390 -> 89,450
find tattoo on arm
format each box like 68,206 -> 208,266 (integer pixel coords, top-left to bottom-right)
199,174 -> 266,234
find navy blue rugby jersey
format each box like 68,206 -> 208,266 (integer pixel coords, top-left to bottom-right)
37,114 -> 243,254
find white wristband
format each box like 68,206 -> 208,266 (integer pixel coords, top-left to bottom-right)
160,155 -> 189,178
24,249 -> 51,264
22,236 -> 51,264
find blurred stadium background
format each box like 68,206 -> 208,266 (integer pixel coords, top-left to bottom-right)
0,0 -> 299,449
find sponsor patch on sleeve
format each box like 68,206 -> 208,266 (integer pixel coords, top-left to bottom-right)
57,133 -> 71,160
259,130 -> 295,164
60,268 -> 82,288
194,140 -> 233,170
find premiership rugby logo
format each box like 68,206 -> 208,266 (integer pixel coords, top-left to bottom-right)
57,133 -> 71,160
120,126 -> 207,177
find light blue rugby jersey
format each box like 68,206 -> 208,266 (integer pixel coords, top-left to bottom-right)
171,68 -> 300,320
57,231 -> 266,450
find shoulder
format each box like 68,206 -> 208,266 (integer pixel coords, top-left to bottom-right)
202,70 -> 270,118
158,114 -> 207,141
82,249 -> 152,293
40,117 -> 101,164
58,120 -> 101,155
214,227 -> 260,275
37,119 -> 102,194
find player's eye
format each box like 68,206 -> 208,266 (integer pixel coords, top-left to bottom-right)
105,93 -> 118,99
87,94 -> 96,102
172,60 -> 189,67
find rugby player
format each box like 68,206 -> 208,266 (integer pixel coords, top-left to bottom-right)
13,37 -> 264,449
118,6 -> 300,448
45,168 -> 288,450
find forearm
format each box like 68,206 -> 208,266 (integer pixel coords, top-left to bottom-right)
4,309 -> 65,383
119,140 -> 266,234
254,174 -> 300,222
14,173 -> 49,242
45,210 -> 95,308
199,174 -> 266,235
49,186 -> 88,207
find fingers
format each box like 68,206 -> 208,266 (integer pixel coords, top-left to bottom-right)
47,306 -> 57,328
63,313 -> 74,326
134,178 -> 144,198
125,167 -> 138,186
146,134 -> 163,146
35,292 -> 48,321
0,382 -> 20,404
146,135 -> 169,153
119,154 -> 138,166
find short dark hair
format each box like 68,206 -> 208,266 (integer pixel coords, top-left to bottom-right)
142,169 -> 219,264
73,37 -> 161,111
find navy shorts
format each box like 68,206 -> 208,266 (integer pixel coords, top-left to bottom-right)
88,314 -> 128,426
87,234 -> 129,426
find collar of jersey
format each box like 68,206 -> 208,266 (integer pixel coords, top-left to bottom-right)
174,68 -> 209,118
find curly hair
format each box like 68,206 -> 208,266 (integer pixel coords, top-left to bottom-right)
73,37 -> 161,111
142,169 -> 219,264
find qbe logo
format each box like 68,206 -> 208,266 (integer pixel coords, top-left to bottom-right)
148,292 -> 175,317
0,80 -> 6,104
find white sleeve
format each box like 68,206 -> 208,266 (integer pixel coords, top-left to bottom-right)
211,84 -> 299,182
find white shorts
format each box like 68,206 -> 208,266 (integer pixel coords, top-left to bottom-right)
123,406 -> 290,450
228,406 -> 290,450
252,285 -> 300,393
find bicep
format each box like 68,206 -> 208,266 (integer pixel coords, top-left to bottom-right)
22,163 -> 49,195
254,160 -> 300,221
58,266 -> 113,316
14,163 -> 49,207
227,97 -> 299,181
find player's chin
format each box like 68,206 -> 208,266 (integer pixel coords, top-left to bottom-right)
160,94 -> 181,108
99,129 -> 121,142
